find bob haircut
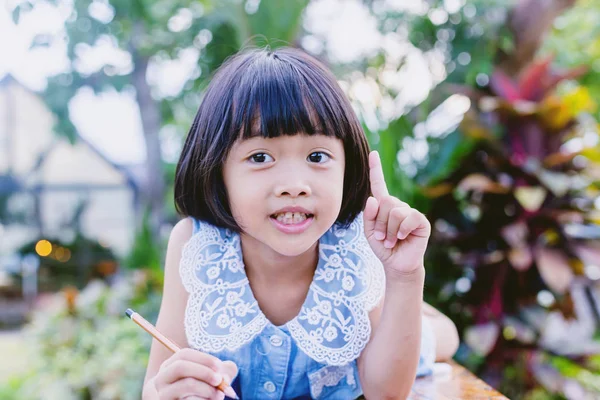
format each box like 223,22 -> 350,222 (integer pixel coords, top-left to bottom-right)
174,47 -> 371,231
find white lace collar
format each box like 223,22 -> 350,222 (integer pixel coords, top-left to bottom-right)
180,215 -> 385,366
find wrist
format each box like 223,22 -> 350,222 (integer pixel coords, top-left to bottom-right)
384,265 -> 425,285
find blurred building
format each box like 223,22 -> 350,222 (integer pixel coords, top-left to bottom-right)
0,75 -> 140,260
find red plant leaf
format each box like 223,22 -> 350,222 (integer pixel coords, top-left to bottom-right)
518,54 -> 554,101
490,69 -> 521,102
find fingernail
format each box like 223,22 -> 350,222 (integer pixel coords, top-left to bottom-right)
213,373 -> 223,386
374,231 -> 385,240
384,239 -> 395,248
397,232 -> 407,240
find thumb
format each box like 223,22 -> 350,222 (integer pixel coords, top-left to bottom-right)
363,196 -> 379,236
220,360 -> 239,383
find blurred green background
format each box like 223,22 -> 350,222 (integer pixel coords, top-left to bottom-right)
1,0 -> 600,399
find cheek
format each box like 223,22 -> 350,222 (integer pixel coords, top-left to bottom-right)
224,170 -> 265,223
320,165 -> 345,203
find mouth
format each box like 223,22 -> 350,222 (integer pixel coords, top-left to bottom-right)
270,211 -> 314,225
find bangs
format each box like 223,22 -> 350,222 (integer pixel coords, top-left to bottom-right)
231,51 -> 349,141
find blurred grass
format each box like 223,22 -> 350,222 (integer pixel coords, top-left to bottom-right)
0,331 -> 28,384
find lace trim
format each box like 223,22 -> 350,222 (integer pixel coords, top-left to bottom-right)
180,222 -> 269,352
308,364 -> 356,398
180,215 -> 385,364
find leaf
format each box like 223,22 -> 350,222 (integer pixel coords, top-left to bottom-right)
580,147 -> 600,162
457,174 -> 510,194
464,322 -> 500,356
574,244 -> 600,267
490,69 -> 521,102
518,54 -> 554,101
540,87 -> 596,129
508,247 -> 533,271
537,170 -> 572,197
562,86 -> 597,114
418,129 -> 476,188
514,186 -> 547,212
543,152 -> 577,168
12,6 -> 20,24
246,0 -> 309,46
422,182 -> 453,198
535,247 -> 574,294
543,65 -> 589,96
501,221 -> 529,248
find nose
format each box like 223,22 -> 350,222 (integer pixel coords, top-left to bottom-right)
274,172 -> 312,198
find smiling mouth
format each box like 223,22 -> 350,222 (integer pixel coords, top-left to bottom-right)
270,212 -> 314,225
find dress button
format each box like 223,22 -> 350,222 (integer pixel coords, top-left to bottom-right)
269,335 -> 283,347
264,381 -> 276,393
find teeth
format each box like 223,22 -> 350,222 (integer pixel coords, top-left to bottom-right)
274,212 -> 309,224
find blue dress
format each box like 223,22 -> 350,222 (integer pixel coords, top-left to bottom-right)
180,214 -> 436,399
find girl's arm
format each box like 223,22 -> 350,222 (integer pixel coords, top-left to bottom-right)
422,302 -> 459,362
357,268 -> 425,400
358,271 -> 460,399
142,218 -> 193,399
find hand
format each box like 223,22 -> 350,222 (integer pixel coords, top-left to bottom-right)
154,348 -> 238,400
364,151 -> 431,277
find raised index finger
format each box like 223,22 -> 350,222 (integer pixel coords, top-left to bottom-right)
369,151 -> 388,199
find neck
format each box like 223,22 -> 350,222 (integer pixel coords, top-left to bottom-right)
240,235 -> 319,286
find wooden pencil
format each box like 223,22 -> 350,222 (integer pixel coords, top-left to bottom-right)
126,308 -> 239,399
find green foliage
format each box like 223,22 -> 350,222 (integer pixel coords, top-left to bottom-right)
367,116 -> 431,210
0,272 -> 162,400
543,0 -> 600,120
125,209 -> 163,271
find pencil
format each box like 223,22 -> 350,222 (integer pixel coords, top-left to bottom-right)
126,308 -> 239,399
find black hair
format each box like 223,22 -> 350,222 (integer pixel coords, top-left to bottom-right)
174,47 -> 371,231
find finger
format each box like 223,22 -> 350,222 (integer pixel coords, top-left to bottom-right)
161,349 -> 222,373
217,361 -> 239,399
158,377 -> 220,399
398,210 -> 431,240
384,207 -> 410,248
363,196 -> 379,235
369,151 -> 389,199
373,196 -> 397,241
219,361 -> 239,382
157,360 -> 223,388
213,391 -> 225,400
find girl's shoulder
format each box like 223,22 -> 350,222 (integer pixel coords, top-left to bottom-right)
170,217 -> 194,243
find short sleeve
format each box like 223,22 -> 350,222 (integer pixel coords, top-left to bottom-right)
416,316 -> 437,377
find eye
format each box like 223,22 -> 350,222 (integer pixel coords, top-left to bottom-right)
249,153 -> 273,163
307,152 -> 330,163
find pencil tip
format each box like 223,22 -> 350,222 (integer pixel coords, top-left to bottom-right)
125,308 -> 134,318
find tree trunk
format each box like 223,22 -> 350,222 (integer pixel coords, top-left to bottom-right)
131,23 -> 165,245
499,0 -> 577,76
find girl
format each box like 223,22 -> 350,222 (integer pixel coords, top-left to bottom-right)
143,47 -> 459,400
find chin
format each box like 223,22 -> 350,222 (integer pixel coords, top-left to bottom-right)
268,237 -> 319,257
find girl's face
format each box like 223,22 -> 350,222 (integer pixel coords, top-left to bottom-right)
223,134 -> 345,257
